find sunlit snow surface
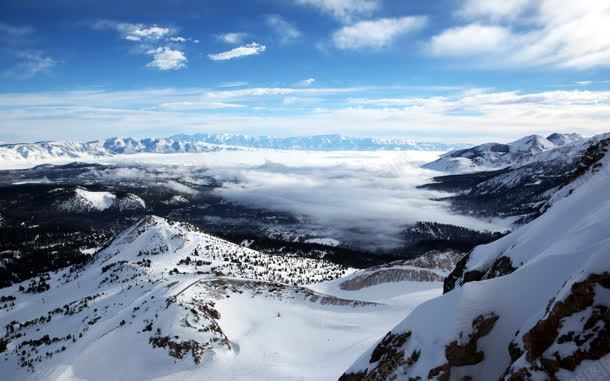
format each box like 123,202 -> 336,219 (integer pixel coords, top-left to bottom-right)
0,216 -> 448,381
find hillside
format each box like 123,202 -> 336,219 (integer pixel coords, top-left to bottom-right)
0,216 -> 449,380
423,133 -> 586,173
340,136 -> 610,380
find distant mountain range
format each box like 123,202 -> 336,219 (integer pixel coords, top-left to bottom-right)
169,133 -> 471,151
423,132 -> 587,173
0,134 -> 471,163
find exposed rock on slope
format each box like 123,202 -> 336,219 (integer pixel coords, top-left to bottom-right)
0,216 -> 355,378
341,143 -> 610,380
338,251 -> 463,291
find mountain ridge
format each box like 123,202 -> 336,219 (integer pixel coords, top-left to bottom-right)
423,132 -> 591,173
0,134 -> 470,164
340,136 -> 610,381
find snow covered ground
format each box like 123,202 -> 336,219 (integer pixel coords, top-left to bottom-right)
0,216 -> 448,381
341,138 -> 610,380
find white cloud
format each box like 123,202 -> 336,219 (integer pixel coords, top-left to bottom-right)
93,20 -> 173,41
429,0 -> 610,70
294,0 -> 379,23
0,23 -> 34,38
4,50 -> 57,78
2,87 -> 610,144
93,20 -> 194,71
159,101 -> 246,110
206,86 -> 359,99
428,24 -> 511,56
458,0 -> 532,21
220,81 -> 249,88
210,152 -> 507,249
295,78 -> 316,86
146,47 -> 187,70
208,43 -> 266,61
332,16 -> 427,50
216,32 -> 247,44
169,36 -> 187,43
265,15 -> 302,44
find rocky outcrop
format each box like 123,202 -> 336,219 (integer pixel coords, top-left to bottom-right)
503,273 -> 610,379
340,268 -> 444,290
428,313 -> 499,381
444,255 -> 516,294
340,251 -> 464,291
339,331 -> 420,381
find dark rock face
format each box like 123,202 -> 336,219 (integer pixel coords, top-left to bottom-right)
503,272 -> 610,379
559,137 -> 610,188
428,313 -> 499,380
341,251 -> 464,291
445,314 -> 499,366
443,254 -> 471,293
340,268 -> 444,290
339,331 -> 420,381
482,256 -> 517,281
444,255 -> 516,294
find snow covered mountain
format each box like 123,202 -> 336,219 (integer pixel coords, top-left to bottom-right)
420,133 -> 610,221
0,134 -> 469,165
56,188 -> 146,212
0,216 -> 450,380
424,133 -> 586,173
0,137 -> 235,163
171,133 -> 470,151
340,136 -> 610,380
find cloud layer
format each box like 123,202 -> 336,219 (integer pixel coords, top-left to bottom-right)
93,20 -> 194,70
100,150 -> 507,249
295,0 -> 379,23
208,43 -> 267,61
332,16 -> 427,49
266,15 -> 302,44
428,0 -> 610,69
2,85 -> 610,144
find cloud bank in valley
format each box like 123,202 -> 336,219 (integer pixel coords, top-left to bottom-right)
194,151 -> 509,249
77,150 -> 510,249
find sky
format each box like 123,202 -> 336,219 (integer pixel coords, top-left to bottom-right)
1,0 -> 610,143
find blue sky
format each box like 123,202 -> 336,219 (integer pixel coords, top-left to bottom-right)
1,0 -> 610,143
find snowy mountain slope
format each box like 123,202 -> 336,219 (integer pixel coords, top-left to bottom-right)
340,140 -> 610,380
171,133 -> 470,151
56,187 -> 146,212
0,138 -> 236,165
0,134 -> 468,167
423,133 -> 586,173
0,216 -> 446,380
420,133 -> 610,221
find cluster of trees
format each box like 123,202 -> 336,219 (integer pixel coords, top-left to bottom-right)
0,222 -> 111,287
193,241 -> 349,285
